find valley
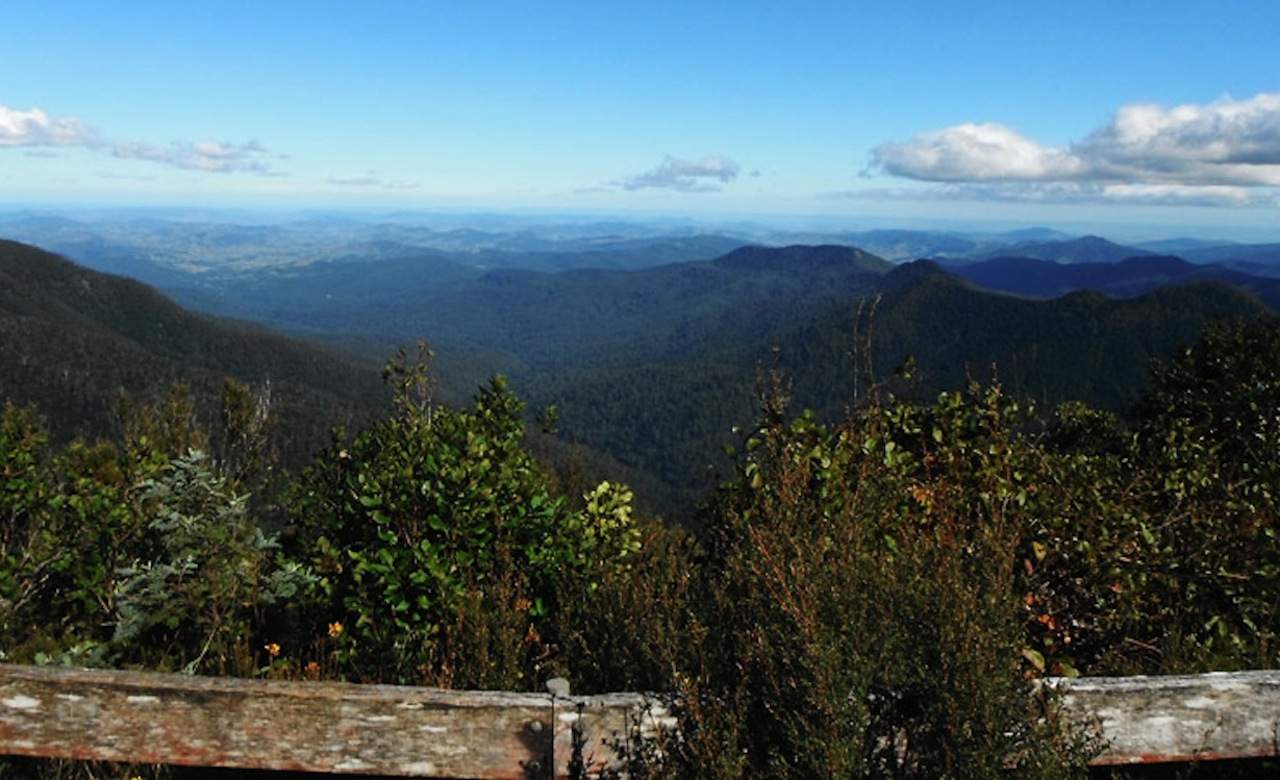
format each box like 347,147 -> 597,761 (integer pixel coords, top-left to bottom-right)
5,215 -> 1277,520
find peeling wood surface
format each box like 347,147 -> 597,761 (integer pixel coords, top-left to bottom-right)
1051,670 -> 1280,765
2,664 -> 1278,776
0,664 -> 557,778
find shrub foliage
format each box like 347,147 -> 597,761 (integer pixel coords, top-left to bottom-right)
2,322 -> 1279,777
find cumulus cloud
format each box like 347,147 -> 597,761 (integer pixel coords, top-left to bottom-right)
867,93 -> 1280,206
1,103 -> 282,176
329,172 -> 419,190
614,155 -> 741,192
0,105 -> 93,147
829,182 -> 1274,209
871,123 -> 1087,182
109,139 -> 275,174
1076,93 -> 1280,186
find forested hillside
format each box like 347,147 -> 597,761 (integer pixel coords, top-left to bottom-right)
951,255 -> 1280,309
965,235 -> 1152,265
534,260 -> 1272,516
4,313 -> 1278,778
166,243 -> 892,376
1,235 -> 1278,777
6,237 -> 1271,521
0,240 -> 388,463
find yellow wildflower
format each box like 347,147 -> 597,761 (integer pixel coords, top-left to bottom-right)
264,642 -> 281,658
327,621 -> 344,638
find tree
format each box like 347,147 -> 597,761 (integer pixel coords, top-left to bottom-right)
288,347 -> 638,687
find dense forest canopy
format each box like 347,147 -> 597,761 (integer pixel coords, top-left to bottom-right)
5,237 -> 1276,520
2,233 -> 1278,778
7,3 -> 1280,775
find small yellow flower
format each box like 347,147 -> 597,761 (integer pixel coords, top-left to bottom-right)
327,621 -> 344,638
265,642 -> 281,658
305,661 -> 321,679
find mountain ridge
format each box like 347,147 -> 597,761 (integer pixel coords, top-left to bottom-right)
0,239 -> 388,461
951,253 -> 1280,309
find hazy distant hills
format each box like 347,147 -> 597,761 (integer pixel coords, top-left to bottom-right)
951,234 -> 1280,277
959,235 -> 1154,265
458,235 -> 750,271
1133,237 -> 1237,254
952,255 -> 1280,310
170,244 -> 892,381
0,239 -> 387,460
6,211 -> 1280,279
742,227 -> 1076,262
0,213 -> 752,279
1178,243 -> 1280,277
3,225 -> 1277,521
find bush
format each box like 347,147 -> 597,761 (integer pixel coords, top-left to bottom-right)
557,384 -> 1097,778
286,347 -> 639,687
0,395 -> 309,674
6,322 -> 1280,777
112,450 -> 312,674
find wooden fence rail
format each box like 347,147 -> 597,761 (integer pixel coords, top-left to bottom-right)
1,664 -> 1277,776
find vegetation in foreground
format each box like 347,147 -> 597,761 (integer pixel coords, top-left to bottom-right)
2,320 -> 1279,778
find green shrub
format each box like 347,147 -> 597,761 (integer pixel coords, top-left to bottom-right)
287,347 -> 639,687
6,321 -> 1280,777
112,449 -> 312,674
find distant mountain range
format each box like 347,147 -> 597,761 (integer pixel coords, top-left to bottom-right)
5,211 -> 1280,278
2,230 -> 1276,522
951,255 -> 1280,310
960,235 -> 1154,265
1178,243 -> 1280,277
166,244 -> 893,380
0,213 -> 753,280
1133,237 -> 1237,253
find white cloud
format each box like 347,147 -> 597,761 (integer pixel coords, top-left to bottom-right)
867,93 -> 1280,206
329,172 -> 419,190
1096,183 -> 1268,207
0,105 -> 93,147
0,103 -> 282,176
613,155 -> 741,192
109,139 -> 275,174
871,123 -> 1087,182
829,182 -> 1274,208
1078,93 -> 1280,186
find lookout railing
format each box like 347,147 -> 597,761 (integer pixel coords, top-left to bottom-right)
1,664 -> 1277,777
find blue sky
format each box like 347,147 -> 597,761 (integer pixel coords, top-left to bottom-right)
2,1 -> 1279,235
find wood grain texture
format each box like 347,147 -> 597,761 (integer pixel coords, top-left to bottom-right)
0,664 -> 554,778
3,664 -> 1277,775
1052,670 -> 1280,765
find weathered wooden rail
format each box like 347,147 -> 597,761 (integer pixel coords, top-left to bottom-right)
1,664 -> 1277,776
1048,671 -> 1280,766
